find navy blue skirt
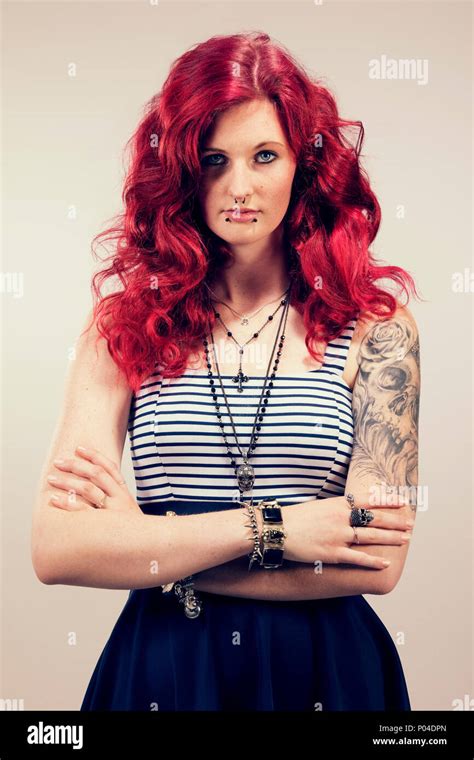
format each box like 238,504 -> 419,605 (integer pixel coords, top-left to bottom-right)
80,499 -> 411,711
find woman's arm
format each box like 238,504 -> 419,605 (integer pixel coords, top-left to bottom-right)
194,305 -> 420,600
31,308 -> 257,589
33,507 -> 255,590
194,556 -> 388,599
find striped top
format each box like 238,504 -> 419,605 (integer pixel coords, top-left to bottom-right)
127,318 -> 358,505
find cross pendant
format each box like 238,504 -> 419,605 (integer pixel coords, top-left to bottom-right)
232,369 -> 249,393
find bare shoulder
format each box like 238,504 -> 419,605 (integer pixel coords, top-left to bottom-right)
352,303 -> 419,365
75,306 -> 133,395
344,301 -> 419,389
353,301 -> 418,345
60,306 -> 133,454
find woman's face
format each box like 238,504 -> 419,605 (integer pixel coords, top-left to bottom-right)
197,98 -> 297,247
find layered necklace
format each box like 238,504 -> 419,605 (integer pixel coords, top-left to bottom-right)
201,278 -> 294,502
204,281 -> 289,326
205,282 -> 292,393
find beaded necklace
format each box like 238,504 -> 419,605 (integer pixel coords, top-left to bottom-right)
202,278 -> 294,503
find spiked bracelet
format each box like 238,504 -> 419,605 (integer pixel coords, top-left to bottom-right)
241,501 -> 264,571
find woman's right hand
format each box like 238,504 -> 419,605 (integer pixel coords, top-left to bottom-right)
281,494 -> 413,569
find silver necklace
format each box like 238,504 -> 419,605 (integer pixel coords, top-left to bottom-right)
203,280 -> 293,499
204,281 -> 289,326
211,285 -> 291,393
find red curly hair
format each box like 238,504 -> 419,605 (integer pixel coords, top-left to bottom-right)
85,31 -> 421,394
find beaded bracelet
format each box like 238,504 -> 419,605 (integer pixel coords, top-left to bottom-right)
160,510 -> 203,619
173,575 -> 202,619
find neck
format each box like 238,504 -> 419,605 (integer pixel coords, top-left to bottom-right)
207,242 -> 291,314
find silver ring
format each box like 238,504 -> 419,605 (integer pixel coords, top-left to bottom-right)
350,507 -> 375,527
352,527 -> 359,544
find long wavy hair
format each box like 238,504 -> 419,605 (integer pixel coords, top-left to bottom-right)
85,31 -> 421,394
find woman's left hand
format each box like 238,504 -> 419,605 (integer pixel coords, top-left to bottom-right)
47,446 -> 141,514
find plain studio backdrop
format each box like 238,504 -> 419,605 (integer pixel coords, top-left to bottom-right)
2,0 -> 472,710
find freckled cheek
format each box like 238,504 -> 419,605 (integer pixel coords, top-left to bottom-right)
268,178 -> 292,206
260,170 -> 295,218
196,184 -> 215,222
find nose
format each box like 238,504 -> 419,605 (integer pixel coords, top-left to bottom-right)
226,162 -> 254,203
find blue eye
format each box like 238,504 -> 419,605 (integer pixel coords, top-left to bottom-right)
257,150 -> 277,163
201,154 -> 225,167
201,150 -> 277,167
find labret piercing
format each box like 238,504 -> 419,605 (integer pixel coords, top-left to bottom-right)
224,215 -> 258,223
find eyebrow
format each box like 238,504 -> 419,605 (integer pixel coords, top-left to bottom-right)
201,141 -> 285,153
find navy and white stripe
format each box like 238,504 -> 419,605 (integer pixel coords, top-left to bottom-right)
127,318 -> 357,505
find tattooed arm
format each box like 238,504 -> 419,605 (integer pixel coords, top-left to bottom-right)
193,304 -> 420,600
340,304 -> 420,592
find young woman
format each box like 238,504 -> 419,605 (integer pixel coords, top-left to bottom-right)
31,31 -> 421,711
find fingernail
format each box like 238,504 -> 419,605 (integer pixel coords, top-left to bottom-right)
407,520 -> 415,527
50,494 -> 59,501
47,475 -> 58,482
53,458 -> 64,465
382,560 -> 391,566
76,446 -> 87,452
